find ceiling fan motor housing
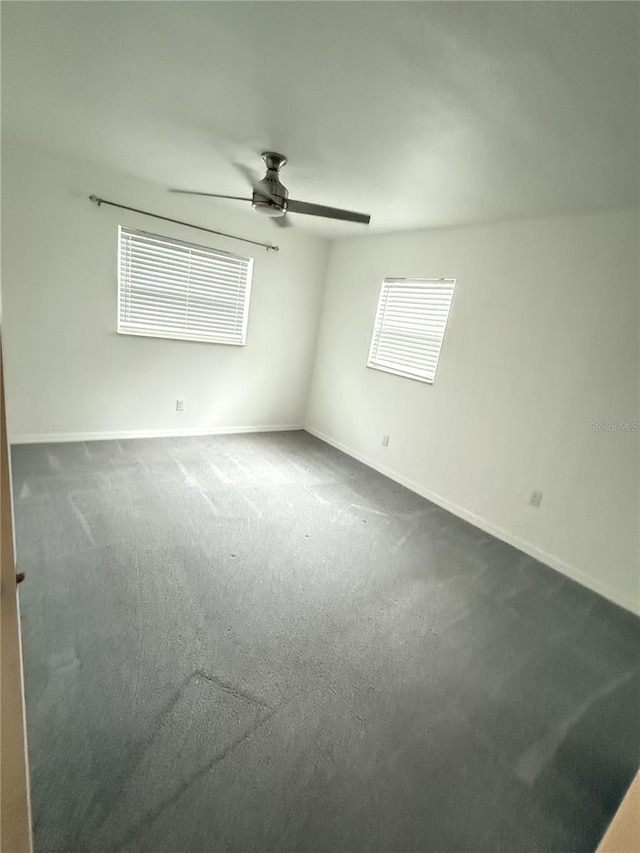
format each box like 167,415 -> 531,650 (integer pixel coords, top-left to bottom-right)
252,151 -> 288,216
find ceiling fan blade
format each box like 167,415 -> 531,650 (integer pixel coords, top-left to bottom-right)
287,199 -> 370,224
169,189 -> 252,202
232,163 -> 263,192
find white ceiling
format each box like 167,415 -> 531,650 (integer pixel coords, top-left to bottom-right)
2,2 -> 638,237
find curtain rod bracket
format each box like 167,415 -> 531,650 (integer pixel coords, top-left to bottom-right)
88,194 -> 278,253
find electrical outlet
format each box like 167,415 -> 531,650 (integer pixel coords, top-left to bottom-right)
529,490 -> 543,508
382,435 -> 390,447
176,399 -> 185,412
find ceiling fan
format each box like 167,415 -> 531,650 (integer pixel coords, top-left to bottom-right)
169,152 -> 371,228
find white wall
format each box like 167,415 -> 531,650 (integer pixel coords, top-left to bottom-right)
306,209 -> 640,613
1,138 -> 329,440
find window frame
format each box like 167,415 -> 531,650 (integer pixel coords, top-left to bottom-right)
117,226 -> 254,346
366,277 -> 456,384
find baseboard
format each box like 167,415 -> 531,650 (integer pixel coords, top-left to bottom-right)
10,424 -> 303,445
305,426 -> 639,616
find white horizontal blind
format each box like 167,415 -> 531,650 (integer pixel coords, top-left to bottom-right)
118,226 -> 253,345
367,278 -> 456,383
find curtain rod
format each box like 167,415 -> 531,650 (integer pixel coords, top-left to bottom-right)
88,195 -> 279,253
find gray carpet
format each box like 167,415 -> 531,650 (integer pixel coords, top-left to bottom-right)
11,430 -> 640,853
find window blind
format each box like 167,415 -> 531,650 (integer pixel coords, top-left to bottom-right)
118,226 -> 253,345
367,278 -> 456,383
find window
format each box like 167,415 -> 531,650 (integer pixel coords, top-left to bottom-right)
367,278 -> 455,383
117,227 -> 253,345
